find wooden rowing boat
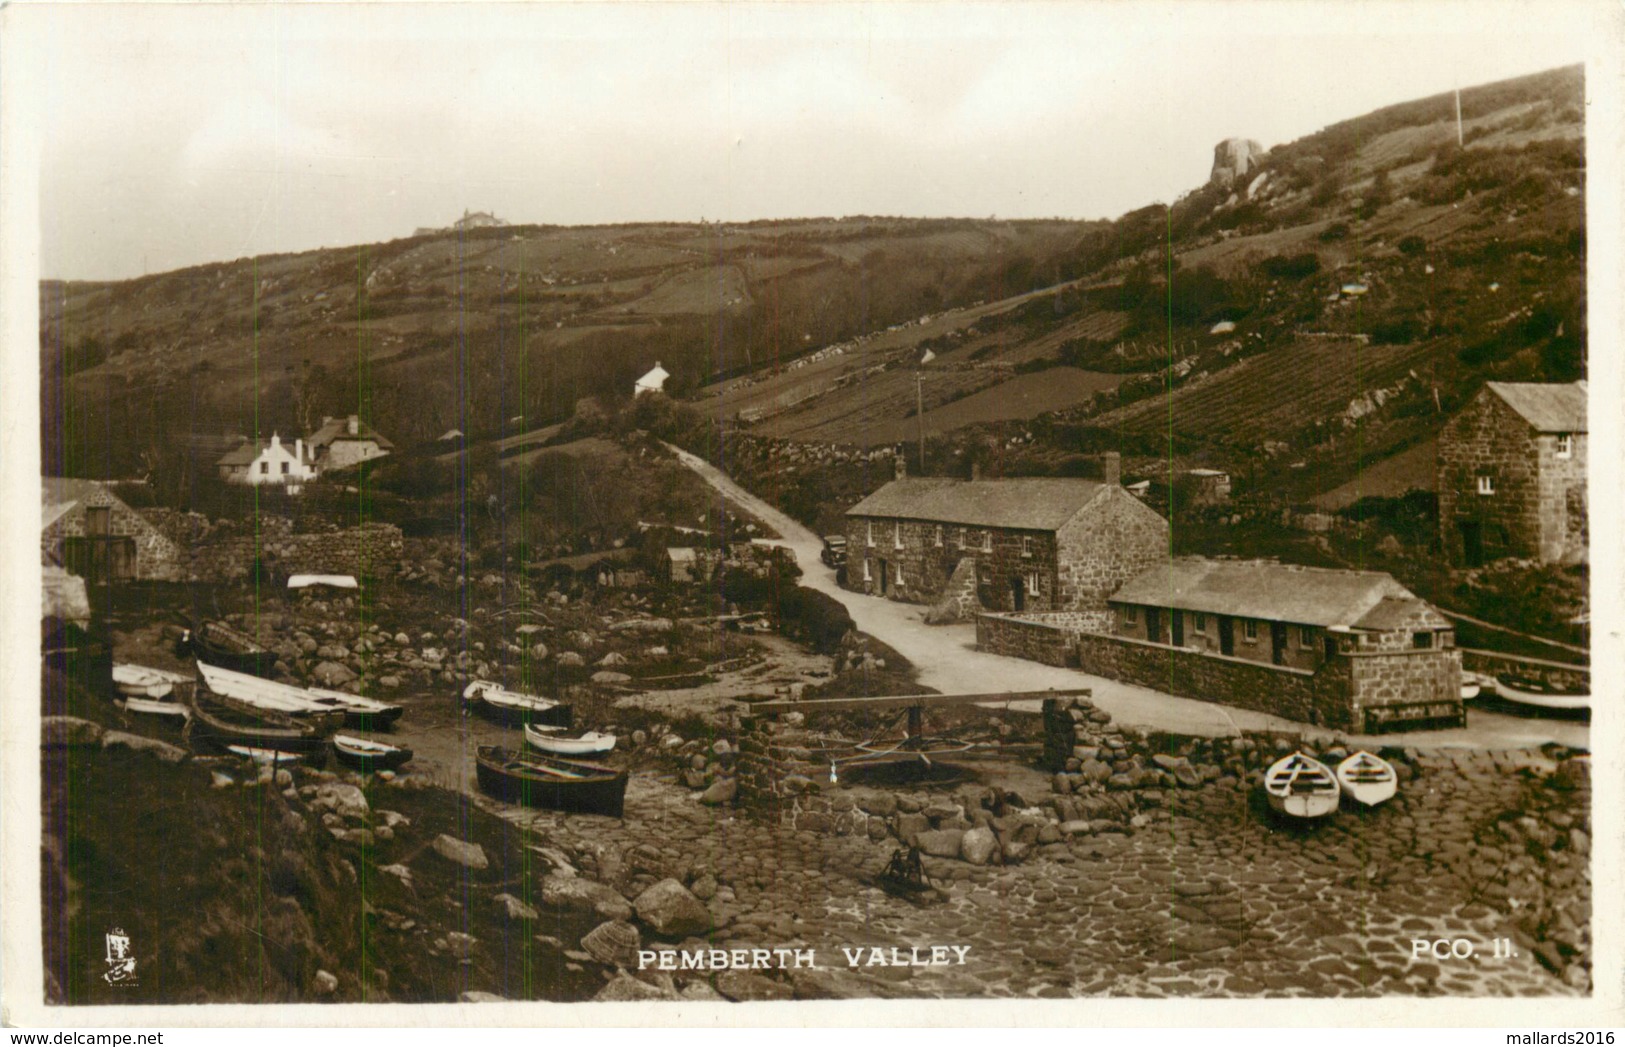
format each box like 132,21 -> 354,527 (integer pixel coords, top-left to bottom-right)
187,691 -> 330,766
474,745 -> 626,817
1335,750 -> 1399,808
463,680 -> 572,728
179,620 -> 275,677
287,574 -> 358,589
226,744 -> 310,765
196,661 -> 345,731
118,695 -> 191,724
113,663 -> 187,699
1494,673 -> 1590,714
306,686 -> 405,730
524,723 -> 616,756
332,734 -> 414,772
1263,752 -> 1340,820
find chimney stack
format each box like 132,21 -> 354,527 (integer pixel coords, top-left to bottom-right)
1102,451 -> 1121,486
295,437 -> 304,464
347,415 -> 360,435
894,449 -> 907,480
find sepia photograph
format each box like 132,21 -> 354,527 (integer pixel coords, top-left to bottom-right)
3,0 -> 1621,1028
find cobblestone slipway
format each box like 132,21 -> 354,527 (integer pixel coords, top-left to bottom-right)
481,754 -> 1587,999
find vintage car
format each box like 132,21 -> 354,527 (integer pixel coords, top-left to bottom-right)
820,534 -> 848,568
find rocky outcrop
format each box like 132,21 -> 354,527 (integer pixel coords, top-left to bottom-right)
1210,138 -> 1266,189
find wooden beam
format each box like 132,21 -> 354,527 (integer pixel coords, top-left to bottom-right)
744,688 -> 1091,716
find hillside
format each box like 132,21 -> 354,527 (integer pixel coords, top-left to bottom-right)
685,65 -> 1586,508
41,217 -> 1093,478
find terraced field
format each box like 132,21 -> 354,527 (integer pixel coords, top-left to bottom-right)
1092,336 -> 1438,446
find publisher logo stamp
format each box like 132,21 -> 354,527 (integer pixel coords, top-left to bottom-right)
102,927 -> 138,986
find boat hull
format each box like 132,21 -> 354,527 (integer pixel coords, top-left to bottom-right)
1494,676 -> 1590,713
333,736 -> 414,772
1335,752 -> 1399,808
187,696 -> 331,767
475,747 -> 626,817
118,696 -> 191,723
465,682 -> 572,727
183,623 -> 276,678
1263,753 -> 1341,820
524,724 -> 616,756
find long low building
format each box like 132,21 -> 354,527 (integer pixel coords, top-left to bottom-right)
979,558 -> 1463,733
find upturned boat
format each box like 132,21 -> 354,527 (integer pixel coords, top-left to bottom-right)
306,686 -> 405,730
332,734 -> 414,772
179,620 -> 275,677
1334,750 -> 1399,808
196,660 -> 345,731
1263,752 -> 1341,820
118,695 -> 192,725
524,722 -> 616,756
187,692 -> 330,766
474,745 -> 626,817
1494,672 -> 1590,714
463,680 -> 572,727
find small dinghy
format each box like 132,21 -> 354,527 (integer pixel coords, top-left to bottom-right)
113,663 -> 187,699
524,722 -> 617,756
463,680 -> 572,728
179,621 -> 275,677
332,734 -> 414,772
306,686 -> 405,730
1263,752 -> 1341,820
1494,673 -> 1590,714
226,744 -> 308,765
1460,676 -> 1481,701
1335,750 -> 1399,808
287,574 -> 358,590
475,745 -> 626,817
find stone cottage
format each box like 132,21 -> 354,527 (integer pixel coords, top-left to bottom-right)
842,454 -> 1168,616
979,557 -> 1461,732
1438,381 -> 1587,566
216,433 -> 318,488
306,415 -> 395,472
41,477 -> 182,582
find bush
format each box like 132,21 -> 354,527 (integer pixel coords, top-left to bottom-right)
1398,235 -> 1427,255
775,586 -> 855,653
1319,222 -> 1350,242
1259,253 -> 1321,280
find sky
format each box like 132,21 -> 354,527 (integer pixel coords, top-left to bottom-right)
20,1 -> 1600,281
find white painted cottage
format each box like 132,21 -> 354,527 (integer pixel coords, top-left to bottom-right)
216,434 -> 318,490
634,362 -> 670,397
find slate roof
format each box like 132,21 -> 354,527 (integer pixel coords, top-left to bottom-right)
1487,381 -> 1588,433
217,439 -> 317,466
845,478 -> 1108,532
1110,559 -> 1442,630
1352,596 -> 1451,631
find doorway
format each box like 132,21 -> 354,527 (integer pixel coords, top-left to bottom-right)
1217,616 -> 1234,656
1009,576 -> 1026,612
1146,607 -> 1162,644
878,559 -> 889,595
1459,520 -> 1484,568
1171,612 -> 1184,647
1270,622 -> 1288,665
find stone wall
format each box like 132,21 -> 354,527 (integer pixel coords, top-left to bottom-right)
976,611 -> 1112,668
844,516 -> 1061,612
1053,488 -> 1169,612
183,519 -> 405,583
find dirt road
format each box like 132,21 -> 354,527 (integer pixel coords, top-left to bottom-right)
668,443 -> 1589,751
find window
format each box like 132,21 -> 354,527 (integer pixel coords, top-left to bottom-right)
1299,626 -> 1314,647
866,522 -> 874,547
85,507 -> 111,536
1242,620 -> 1258,642
1124,606 -> 1138,625
1194,613 -> 1207,634
1027,571 -> 1041,595
1556,433 -> 1573,459
895,563 -> 905,587
1412,631 -> 1434,649
862,559 -> 872,581
934,525 -> 943,547
1021,535 -> 1033,558
281,461 -> 290,475
1477,475 -> 1494,496
260,461 -> 269,475
980,530 -> 992,552
893,524 -> 903,550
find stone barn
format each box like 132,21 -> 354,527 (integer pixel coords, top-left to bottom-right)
306,415 -> 394,472
1438,381 -> 1587,566
41,478 -> 183,583
842,454 -> 1168,616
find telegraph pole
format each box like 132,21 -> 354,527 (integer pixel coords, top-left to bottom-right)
917,371 -> 925,472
